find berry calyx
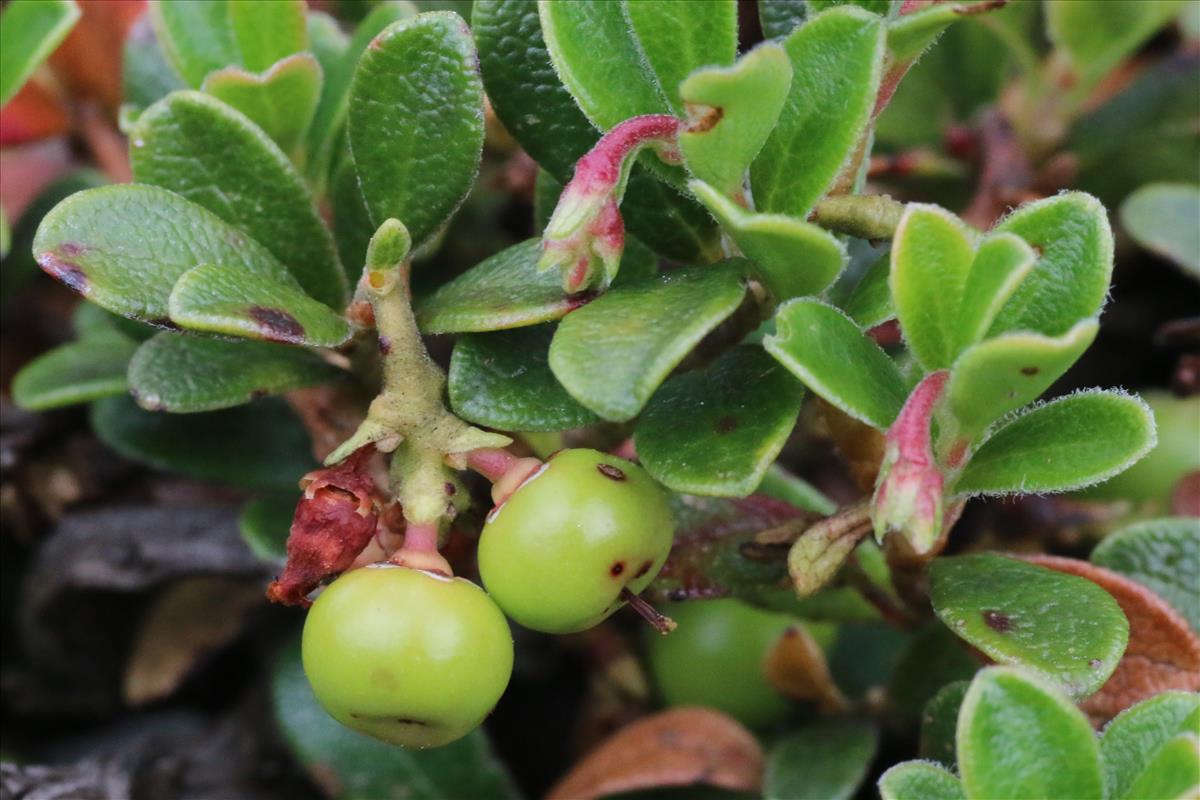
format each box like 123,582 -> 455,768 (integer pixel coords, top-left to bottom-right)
302,564 -> 513,749
477,448 -> 675,634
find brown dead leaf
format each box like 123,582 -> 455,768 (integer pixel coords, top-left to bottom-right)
765,625 -> 848,714
124,577 -> 262,705
1022,555 -> 1200,724
546,708 -> 764,800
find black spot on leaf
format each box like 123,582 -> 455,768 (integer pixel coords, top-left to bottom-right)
249,306 -> 305,343
982,609 -> 1014,633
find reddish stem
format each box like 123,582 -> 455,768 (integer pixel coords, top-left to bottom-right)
620,588 -> 677,635
466,447 -> 524,483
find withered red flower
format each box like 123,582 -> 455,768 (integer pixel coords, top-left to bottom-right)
267,445 -> 383,607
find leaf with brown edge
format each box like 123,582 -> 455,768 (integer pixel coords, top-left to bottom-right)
1021,554 -> 1200,724
545,708 -> 764,800
764,624 -> 848,714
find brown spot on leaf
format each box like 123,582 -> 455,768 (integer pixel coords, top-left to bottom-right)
249,306 -> 305,344
715,416 -> 739,435
37,251 -> 89,294
1021,554 -> 1200,725
684,103 -> 724,134
982,610 -> 1014,633
444,482 -> 457,496
597,464 -> 626,481
546,708 -> 763,800
58,242 -> 88,256
1020,366 -> 1040,376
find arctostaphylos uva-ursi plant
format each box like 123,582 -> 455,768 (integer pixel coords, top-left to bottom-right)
5,0 -> 1197,796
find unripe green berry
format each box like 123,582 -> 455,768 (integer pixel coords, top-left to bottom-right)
478,449 -> 674,633
302,564 -> 513,749
645,598 -> 798,729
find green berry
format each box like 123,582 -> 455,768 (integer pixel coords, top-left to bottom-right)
301,564 -> 513,749
645,598 -> 798,728
478,449 -> 674,633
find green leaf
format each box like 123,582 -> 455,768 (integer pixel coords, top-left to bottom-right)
953,232 -> 1036,353
841,252 -> 893,327
121,14 -> 186,115
947,318 -> 1099,439
271,637 -> 521,800
202,53 -> 323,159
750,7 -> 885,218
1092,518 -> 1200,634
91,394 -> 316,492
756,464 -> 838,515
448,325 -> 599,433
347,11 -> 484,248
0,0 -> 80,106
690,180 -> 846,300
990,192 -> 1114,338
151,0 -> 239,87
679,44 -> 792,197
758,0 -> 807,40
33,184 -> 294,325
1122,733 -> 1200,800
330,156 -> 374,282
953,391 -> 1157,496
167,263 -> 350,347
549,263 -> 748,422
239,493 -> 295,563
1120,183 -> 1200,279
127,333 -> 342,413
471,0 -> 718,263
636,346 -> 803,497
12,332 -> 138,411
625,0 -> 738,116
889,203 -> 977,371
131,90 -> 346,309
226,0 -> 306,73
1047,0 -> 1185,91
538,0 -> 669,131
415,239 -> 575,333
305,2 -> 416,187
878,762 -> 965,800
765,298 -> 907,430
72,302 -> 154,341
958,667 -> 1104,800
887,623 -> 978,723
1068,53 -> 1200,206
920,680 -> 968,767
930,554 -> 1128,698
1100,691 -> 1200,800
1081,392 -> 1200,503
764,720 -> 878,800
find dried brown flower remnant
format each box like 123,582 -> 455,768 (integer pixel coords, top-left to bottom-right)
267,446 -> 382,607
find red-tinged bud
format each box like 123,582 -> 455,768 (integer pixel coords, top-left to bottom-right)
267,445 -> 383,606
540,114 -> 683,293
872,370 -> 950,554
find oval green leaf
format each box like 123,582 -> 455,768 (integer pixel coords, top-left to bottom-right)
1120,182 -> 1200,278
636,346 -> 803,497
1122,732 -> 1200,800
12,332 -> 138,411
930,554 -> 1129,698
878,762 -> 965,800
227,0 -> 306,72
448,325 -> 599,433
549,263 -> 748,422
764,720 -> 878,800
151,0 -> 240,87
202,53 -> 323,160
691,179 -> 846,300
347,11 -> 483,248
168,263 -> 350,347
91,394 -> 316,492
990,192 -> 1114,338
625,0 -> 738,116
1101,690 -> 1200,800
920,680 -> 969,767
1092,517 -> 1200,634
957,667 -> 1104,800
947,318 -> 1099,439
953,231 -> 1036,353
33,184 -> 294,325
131,90 -> 346,308
889,203 -> 977,371
750,6 -> 885,218
0,0 -> 81,105
954,390 -> 1157,496
765,298 -> 907,430
128,333 -> 343,413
